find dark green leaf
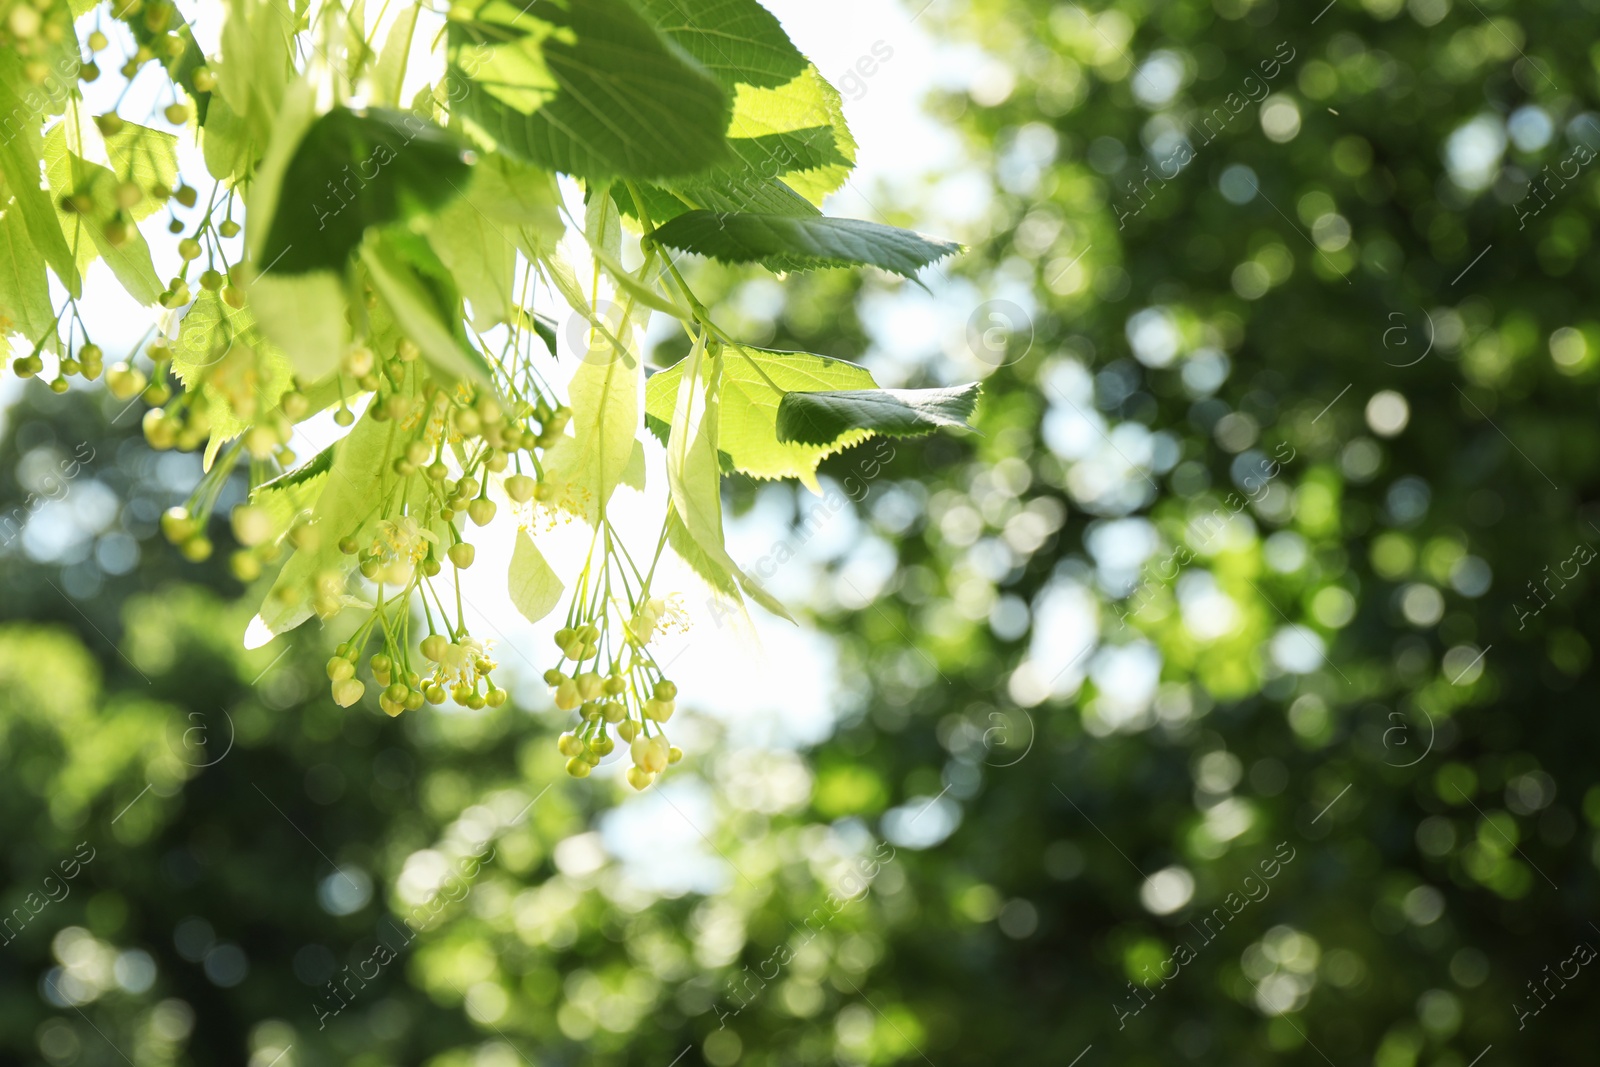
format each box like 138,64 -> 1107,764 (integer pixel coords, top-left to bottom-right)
776,384 -> 982,446
260,107 -> 471,275
447,0 -> 730,181
649,211 -> 960,278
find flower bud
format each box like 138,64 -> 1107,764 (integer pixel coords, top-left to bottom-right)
160,506 -> 195,543
506,474 -> 536,503
448,542 -> 475,569
230,550 -> 262,581
558,732 -> 584,757
576,672 -> 603,701
326,656 -> 354,682
332,677 -> 365,707
230,503 -> 274,547
626,766 -> 654,791
468,498 -> 497,527
421,634 -> 449,662
566,757 -> 592,778
554,679 -> 579,710
106,361 -> 147,400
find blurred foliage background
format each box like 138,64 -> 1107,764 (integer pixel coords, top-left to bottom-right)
4,0 -> 1600,1064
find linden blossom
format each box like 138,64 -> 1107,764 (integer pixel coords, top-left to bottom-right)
1112,840 -> 1297,1031
1115,41 -> 1298,230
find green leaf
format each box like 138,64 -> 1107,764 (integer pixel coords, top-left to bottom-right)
245,271 -> 349,382
462,153 -> 564,246
371,3 -> 421,106
247,454 -> 332,553
261,107 -> 472,274
0,201 -> 54,342
647,345 -> 877,491
425,153 -> 562,330
509,530 -> 564,624
254,443 -> 335,494
361,234 -> 493,386
244,77 -> 317,267
214,0 -> 293,144
447,0 -> 731,181
200,93 -> 254,182
0,67 -> 79,295
777,384 -> 983,446
427,196 -> 517,330
649,212 -> 959,278
42,125 -> 162,305
631,0 -> 856,217
170,290 -> 295,444
101,122 -> 179,222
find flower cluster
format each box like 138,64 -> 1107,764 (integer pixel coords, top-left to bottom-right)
545,583 -> 686,789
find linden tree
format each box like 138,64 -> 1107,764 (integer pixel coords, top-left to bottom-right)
0,0 -> 977,788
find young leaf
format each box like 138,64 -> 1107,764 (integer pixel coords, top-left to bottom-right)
777,384 -> 982,446
447,0 -> 731,182
649,212 -> 959,279
646,345 -> 877,491
260,107 -> 472,275
509,530 -> 563,624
